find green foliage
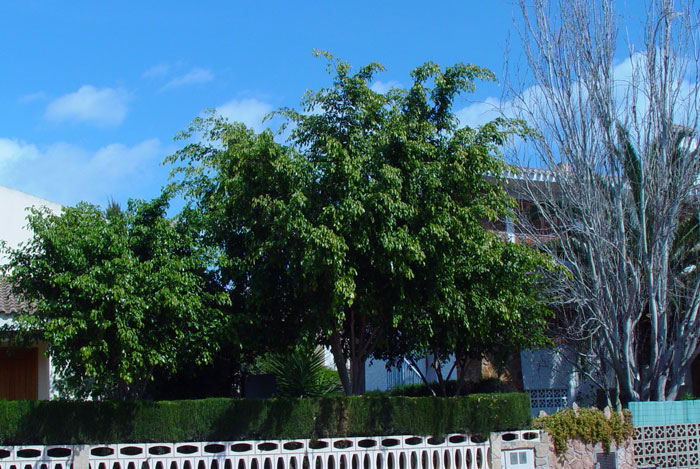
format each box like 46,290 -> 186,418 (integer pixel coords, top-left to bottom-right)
1,195 -> 228,400
0,394 -> 530,445
533,408 -> 634,454
260,347 -> 343,398
168,52 -> 553,395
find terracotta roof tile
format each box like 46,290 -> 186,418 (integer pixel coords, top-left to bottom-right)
0,277 -> 25,315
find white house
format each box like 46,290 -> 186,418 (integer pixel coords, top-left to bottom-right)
0,185 -> 61,400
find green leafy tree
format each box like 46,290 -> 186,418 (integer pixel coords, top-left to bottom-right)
169,53 -> 552,395
2,195 -> 227,400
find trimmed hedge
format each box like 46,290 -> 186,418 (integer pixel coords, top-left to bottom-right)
0,393 -> 530,445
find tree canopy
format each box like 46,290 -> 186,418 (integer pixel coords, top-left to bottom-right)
169,53 -> 553,395
1,195 -> 227,400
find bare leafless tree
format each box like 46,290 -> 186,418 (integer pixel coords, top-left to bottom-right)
506,0 -> 700,401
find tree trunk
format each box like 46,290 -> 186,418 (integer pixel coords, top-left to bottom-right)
350,356 -> 366,395
330,330 -> 352,396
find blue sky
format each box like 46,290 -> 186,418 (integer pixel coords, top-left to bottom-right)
0,1 -> 644,208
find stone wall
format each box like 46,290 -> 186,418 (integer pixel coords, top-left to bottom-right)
547,437 -> 634,469
489,430 -> 548,469
490,430 -> 635,469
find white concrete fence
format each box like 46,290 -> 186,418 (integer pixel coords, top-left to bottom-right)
0,434 -> 496,469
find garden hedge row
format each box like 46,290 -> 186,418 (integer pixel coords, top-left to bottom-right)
0,393 -> 530,445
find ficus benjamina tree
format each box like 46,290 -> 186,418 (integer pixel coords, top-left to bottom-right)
2,194 -> 228,400
168,52 -> 553,395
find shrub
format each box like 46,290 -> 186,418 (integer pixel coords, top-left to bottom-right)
0,393 -> 530,445
533,407 -> 634,454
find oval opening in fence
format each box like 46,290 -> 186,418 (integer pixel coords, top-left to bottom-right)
448,435 -> 466,444
47,448 -> 72,458
427,437 -> 444,446
121,447 -> 143,456
523,432 -> 538,441
0,450 -> 10,459
284,442 -> 304,451
405,438 -> 422,446
176,446 -> 198,455
308,441 -> 328,450
500,433 -> 517,442
333,440 -> 353,450
91,448 -> 115,458
381,439 -> 400,448
258,443 -> 278,452
357,440 -> 376,449
149,447 -> 171,456
204,445 -> 225,454
431,452 -> 439,469
232,444 -> 252,453
17,450 -> 41,459
469,435 -> 486,444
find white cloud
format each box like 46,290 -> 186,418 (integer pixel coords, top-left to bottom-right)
370,80 -> 402,94
0,138 -> 41,171
142,63 -> 171,79
45,86 -> 129,127
217,98 -> 273,132
162,68 -> 215,90
455,97 -> 504,128
0,138 -> 170,206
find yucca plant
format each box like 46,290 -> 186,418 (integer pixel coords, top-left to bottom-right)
263,346 -> 343,398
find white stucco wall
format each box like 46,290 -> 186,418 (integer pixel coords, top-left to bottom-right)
0,185 -> 62,258
0,185 -> 61,400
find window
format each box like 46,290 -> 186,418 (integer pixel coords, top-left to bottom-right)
503,450 -> 533,469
